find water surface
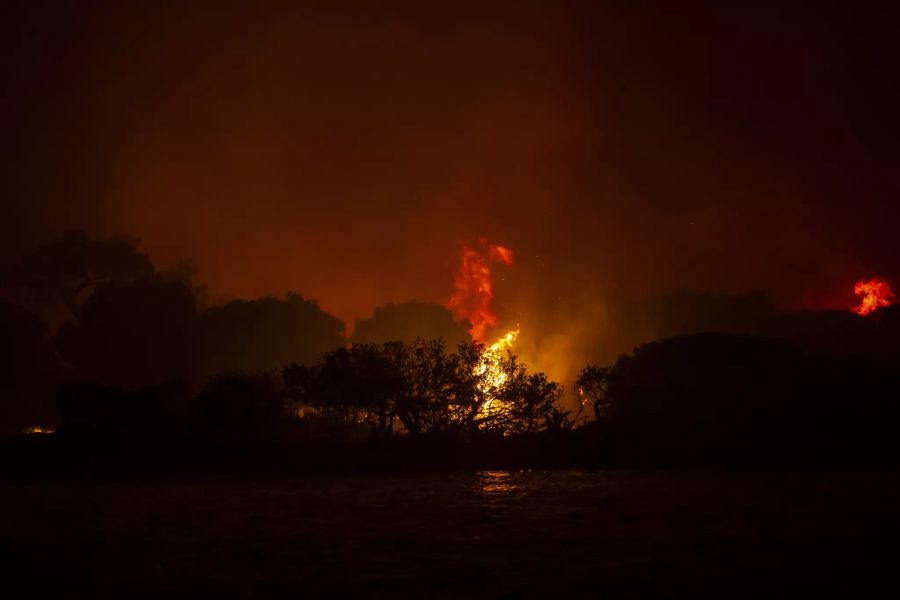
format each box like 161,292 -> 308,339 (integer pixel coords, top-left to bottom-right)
3,469 -> 897,597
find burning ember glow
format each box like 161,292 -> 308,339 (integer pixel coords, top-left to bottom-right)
447,237 -> 514,342
23,426 -> 55,435
852,277 -> 894,316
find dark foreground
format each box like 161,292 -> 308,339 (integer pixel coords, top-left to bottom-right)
3,469 -> 898,598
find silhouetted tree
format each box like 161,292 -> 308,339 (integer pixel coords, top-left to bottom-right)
285,339 -> 566,440
404,339 -> 471,436
492,355 -> 568,434
198,293 -> 345,378
8,230 -> 154,321
284,343 -> 406,441
351,301 -> 470,347
0,300 -> 61,435
576,364 -> 611,421
158,258 -> 209,309
56,278 -> 198,388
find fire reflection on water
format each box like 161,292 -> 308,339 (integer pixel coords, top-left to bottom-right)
477,470 -> 520,497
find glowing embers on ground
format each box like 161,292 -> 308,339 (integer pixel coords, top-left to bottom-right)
23,426 -> 55,435
852,277 -> 894,316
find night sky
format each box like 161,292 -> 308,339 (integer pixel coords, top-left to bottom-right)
4,1 -> 900,331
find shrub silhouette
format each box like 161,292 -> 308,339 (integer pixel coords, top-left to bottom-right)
55,380 -> 192,463
192,372 -> 290,444
588,333 -> 900,464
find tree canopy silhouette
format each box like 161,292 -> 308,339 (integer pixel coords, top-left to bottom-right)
198,293 -> 346,378
8,230 -> 154,322
56,277 -> 198,389
351,301 -> 470,347
284,338 -> 568,441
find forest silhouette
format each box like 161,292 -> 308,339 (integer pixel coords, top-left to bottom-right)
3,231 -> 900,474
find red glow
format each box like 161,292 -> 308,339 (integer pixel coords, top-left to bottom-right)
852,277 -> 894,316
488,244 -> 513,265
447,238 -> 513,342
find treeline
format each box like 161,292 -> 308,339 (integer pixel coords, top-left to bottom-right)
578,331 -> 900,464
4,231 -> 900,470
42,331 -> 900,472
603,289 -> 900,367
54,339 -> 569,452
0,231 -> 350,435
1,231 -> 564,446
285,339 -> 568,440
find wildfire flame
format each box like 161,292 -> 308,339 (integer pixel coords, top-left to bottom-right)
447,237 -> 513,342
478,328 -> 519,387
852,277 -> 894,316
446,238 -> 520,423
477,327 -> 519,418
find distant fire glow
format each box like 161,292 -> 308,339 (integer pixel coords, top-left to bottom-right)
447,237 -> 513,342
852,277 -> 894,316
23,426 -> 55,435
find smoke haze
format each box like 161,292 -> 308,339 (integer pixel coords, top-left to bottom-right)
4,2 -> 900,386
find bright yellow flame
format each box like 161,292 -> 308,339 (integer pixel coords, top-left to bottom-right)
476,327 -> 519,418
483,328 -> 518,360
